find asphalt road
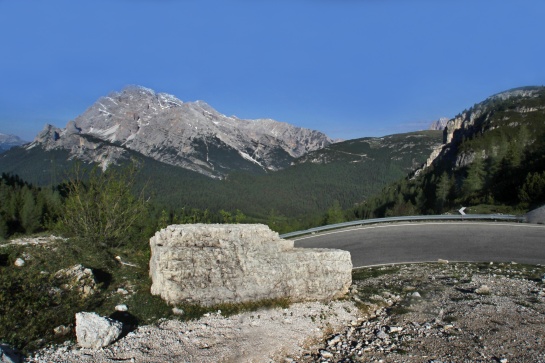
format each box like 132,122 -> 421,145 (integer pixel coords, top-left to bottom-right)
293,222 -> 545,267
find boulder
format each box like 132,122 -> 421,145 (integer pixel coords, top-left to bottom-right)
149,224 -> 352,306
526,205 -> 545,224
0,343 -> 21,363
75,312 -> 123,349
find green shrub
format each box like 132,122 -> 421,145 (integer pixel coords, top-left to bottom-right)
58,164 -> 149,248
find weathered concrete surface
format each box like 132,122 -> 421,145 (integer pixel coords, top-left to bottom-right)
149,224 -> 352,306
526,205 -> 545,224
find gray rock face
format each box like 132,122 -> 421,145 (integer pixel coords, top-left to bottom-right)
417,86 -> 545,174
149,224 -> 352,306
443,87 -> 543,145
28,86 -> 333,177
428,117 -> 449,131
75,312 -> 123,349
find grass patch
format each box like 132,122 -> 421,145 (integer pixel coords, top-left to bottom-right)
352,266 -> 400,281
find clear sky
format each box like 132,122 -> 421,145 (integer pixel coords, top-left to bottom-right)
1,0 -> 544,141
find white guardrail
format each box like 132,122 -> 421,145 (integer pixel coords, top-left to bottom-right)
279,214 -> 526,239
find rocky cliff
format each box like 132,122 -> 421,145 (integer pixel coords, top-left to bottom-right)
27,86 -> 333,177
428,117 -> 449,131
419,86 -> 545,171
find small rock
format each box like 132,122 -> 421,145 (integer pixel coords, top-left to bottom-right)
475,285 -> 491,295
437,259 -> 449,264
115,304 -> 128,312
320,349 -> 334,359
14,258 -> 25,267
376,330 -> 388,339
327,335 -> 342,346
172,307 -> 184,316
117,288 -> 129,295
411,292 -> 422,298
53,325 -> 72,337
387,326 -> 403,333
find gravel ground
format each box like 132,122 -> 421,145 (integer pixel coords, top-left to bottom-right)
303,262 -> 545,363
26,261 -> 545,363
26,300 -> 362,363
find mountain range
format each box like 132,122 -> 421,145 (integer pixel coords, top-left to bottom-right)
27,86 -> 333,178
0,133 -> 26,153
3,85 -> 543,230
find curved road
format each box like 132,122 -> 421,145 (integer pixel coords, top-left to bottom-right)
293,222 -> 545,267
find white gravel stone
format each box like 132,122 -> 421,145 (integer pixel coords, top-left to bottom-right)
13,258 -> 24,267
115,305 -> 128,312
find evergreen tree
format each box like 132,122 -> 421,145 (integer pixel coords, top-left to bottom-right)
462,156 -> 485,199
435,172 -> 451,213
325,200 -> 345,225
519,171 -> 545,204
0,214 -> 7,240
20,189 -> 42,234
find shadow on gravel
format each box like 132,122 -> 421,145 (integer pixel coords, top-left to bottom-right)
455,287 -> 474,294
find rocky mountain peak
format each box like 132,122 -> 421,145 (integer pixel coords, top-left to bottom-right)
429,117 -> 449,131
0,132 -> 28,153
28,86 -> 334,177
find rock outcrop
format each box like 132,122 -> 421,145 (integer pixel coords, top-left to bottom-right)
149,224 -> 352,306
75,312 -> 123,349
55,264 -> 97,296
428,117 -> 449,131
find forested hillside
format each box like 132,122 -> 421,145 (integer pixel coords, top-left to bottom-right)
352,86 -> 545,219
0,131 -> 442,233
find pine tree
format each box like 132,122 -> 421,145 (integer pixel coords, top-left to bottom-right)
20,188 -> 42,234
325,200 -> 345,225
462,156 -> 485,199
435,172 -> 451,213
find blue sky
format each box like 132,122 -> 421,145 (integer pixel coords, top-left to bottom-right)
1,0 -> 544,141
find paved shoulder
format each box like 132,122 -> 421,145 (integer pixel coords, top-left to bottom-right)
293,222 -> 545,267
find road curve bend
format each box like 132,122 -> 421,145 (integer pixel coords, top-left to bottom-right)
293,222 -> 545,268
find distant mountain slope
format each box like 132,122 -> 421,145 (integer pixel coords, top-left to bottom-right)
0,133 -> 26,153
0,129 -> 443,232
26,86 -> 333,178
354,86 -> 545,218
295,131 -> 442,173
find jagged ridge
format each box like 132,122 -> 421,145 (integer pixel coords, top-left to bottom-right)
28,86 -> 334,177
